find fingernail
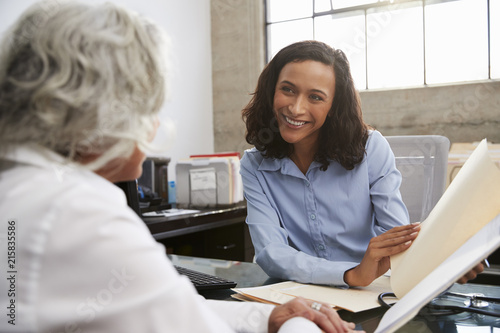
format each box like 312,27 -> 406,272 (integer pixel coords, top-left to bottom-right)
410,232 -> 418,236
412,222 -> 421,226
404,240 -> 412,245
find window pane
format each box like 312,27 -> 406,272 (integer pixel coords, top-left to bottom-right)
267,0 -> 313,23
367,3 -> 424,89
315,0 -> 332,13
425,0 -> 488,84
267,19 -> 314,61
315,12 -> 366,89
491,0 -> 500,79
332,0 -> 382,10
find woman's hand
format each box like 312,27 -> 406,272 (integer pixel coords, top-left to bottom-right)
268,297 -> 361,333
456,261 -> 485,284
344,223 -> 421,287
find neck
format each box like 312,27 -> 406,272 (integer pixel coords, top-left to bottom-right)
290,144 -> 317,174
78,153 -> 122,183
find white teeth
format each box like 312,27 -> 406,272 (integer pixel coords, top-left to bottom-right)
285,116 -> 306,126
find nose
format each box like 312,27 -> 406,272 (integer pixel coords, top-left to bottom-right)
288,94 -> 306,116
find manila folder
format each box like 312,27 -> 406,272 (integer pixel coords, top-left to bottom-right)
390,139 -> 500,298
376,214 -> 500,333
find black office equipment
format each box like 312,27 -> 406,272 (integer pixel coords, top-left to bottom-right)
174,265 -> 236,291
115,180 -> 141,217
138,157 -> 170,204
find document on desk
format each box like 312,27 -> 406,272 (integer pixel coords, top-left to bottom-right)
232,275 -> 392,313
142,208 -> 201,217
390,138 -> 500,298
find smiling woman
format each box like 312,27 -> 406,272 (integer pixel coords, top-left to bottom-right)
240,40 -> 415,288
243,40 -> 367,171
272,60 -> 335,173
240,40 -> 486,289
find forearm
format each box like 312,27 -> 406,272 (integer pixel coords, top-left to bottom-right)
256,244 -> 357,287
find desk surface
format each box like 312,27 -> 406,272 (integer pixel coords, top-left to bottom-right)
144,204 -> 247,240
169,255 -> 500,333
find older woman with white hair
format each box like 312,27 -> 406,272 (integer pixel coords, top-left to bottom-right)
0,1 -> 358,332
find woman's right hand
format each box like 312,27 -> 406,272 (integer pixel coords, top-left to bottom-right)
268,297 -> 360,333
344,223 -> 421,287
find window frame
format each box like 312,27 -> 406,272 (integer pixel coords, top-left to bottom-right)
265,0 -> 495,90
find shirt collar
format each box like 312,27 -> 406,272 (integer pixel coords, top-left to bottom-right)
258,154 -> 323,178
1,144 -> 77,170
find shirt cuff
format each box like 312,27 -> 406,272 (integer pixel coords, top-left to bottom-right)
311,261 -> 358,287
278,316 -> 322,333
206,300 -> 275,333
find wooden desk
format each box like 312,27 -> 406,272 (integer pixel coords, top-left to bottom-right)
143,204 -> 254,262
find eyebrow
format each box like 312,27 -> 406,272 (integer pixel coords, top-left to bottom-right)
279,80 -> 329,98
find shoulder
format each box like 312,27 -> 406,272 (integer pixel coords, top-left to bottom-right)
39,166 -> 144,239
240,148 -> 264,170
241,148 -> 284,175
365,130 -> 392,156
48,170 -> 163,276
363,130 -> 397,173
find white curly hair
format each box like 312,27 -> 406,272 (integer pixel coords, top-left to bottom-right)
0,0 -> 168,170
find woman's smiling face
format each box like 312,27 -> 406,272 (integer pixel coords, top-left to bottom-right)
273,60 -> 336,150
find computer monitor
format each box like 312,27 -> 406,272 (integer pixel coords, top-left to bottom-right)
115,180 -> 141,217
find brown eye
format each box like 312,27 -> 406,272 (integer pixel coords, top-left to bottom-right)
310,94 -> 323,101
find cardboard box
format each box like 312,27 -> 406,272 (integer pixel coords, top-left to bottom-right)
447,142 -> 500,187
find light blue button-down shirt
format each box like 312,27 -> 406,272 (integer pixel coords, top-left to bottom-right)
240,130 -> 409,287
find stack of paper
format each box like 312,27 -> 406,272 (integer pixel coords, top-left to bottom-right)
175,152 -> 244,207
233,276 -> 392,313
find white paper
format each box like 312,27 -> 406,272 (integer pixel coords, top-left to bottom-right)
189,168 -> 216,191
233,276 -> 392,313
142,208 -> 201,217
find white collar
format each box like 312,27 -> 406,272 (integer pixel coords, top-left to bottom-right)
1,144 -> 79,171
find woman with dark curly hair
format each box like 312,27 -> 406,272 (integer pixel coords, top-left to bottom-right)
240,40 -> 419,288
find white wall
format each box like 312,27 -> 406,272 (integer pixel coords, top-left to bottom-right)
0,0 -> 214,181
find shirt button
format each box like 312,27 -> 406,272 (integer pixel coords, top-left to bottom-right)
318,244 -> 325,250
310,214 -> 316,220
305,181 -> 310,187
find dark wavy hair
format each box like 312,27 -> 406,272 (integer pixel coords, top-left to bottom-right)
242,40 -> 369,171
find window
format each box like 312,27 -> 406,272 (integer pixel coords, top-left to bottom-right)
266,0 -> 498,90
424,0 -> 488,84
315,11 -> 367,89
366,3 -> 424,89
490,0 -> 500,78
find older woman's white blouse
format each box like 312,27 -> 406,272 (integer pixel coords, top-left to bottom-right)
0,145 -> 320,333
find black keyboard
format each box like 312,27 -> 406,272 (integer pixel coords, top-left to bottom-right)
174,265 -> 237,291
